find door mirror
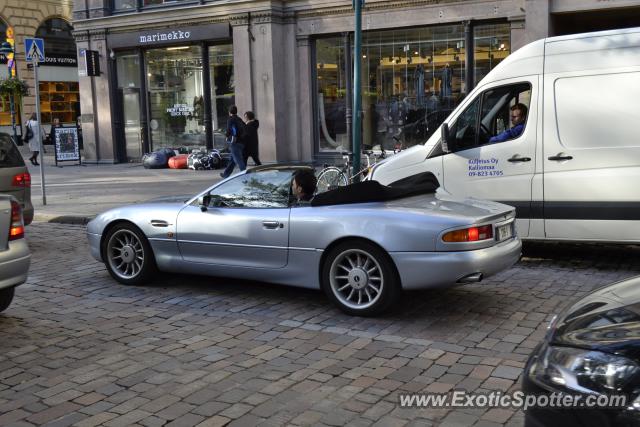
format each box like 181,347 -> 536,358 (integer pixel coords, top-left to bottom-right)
198,194 -> 211,212
441,123 -> 457,153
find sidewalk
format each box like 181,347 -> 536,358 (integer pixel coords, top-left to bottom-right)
21,146 -> 223,224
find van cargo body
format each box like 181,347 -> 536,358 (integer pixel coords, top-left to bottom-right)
370,27 -> 640,243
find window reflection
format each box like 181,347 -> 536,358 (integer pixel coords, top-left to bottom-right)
209,45 -> 235,151
113,0 -> 137,9
315,23 -> 511,153
210,170 -> 293,208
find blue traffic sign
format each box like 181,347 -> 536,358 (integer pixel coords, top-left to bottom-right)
25,38 -> 45,62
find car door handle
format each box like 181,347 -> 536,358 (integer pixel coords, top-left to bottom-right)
262,221 -> 281,229
548,154 -> 573,161
507,156 -> 531,163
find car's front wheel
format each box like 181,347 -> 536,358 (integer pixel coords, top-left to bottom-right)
0,286 -> 15,313
321,240 -> 400,316
103,223 -> 157,286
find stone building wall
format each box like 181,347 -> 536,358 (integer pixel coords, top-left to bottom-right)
0,0 -> 74,116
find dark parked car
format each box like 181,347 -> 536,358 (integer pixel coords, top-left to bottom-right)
523,275 -> 640,427
0,133 -> 33,225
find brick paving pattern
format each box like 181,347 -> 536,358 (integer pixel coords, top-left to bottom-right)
1,223 -> 639,426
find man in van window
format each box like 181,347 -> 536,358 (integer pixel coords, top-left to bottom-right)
489,103 -> 527,143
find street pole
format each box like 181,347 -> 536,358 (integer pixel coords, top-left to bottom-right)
33,60 -> 46,205
352,0 -> 363,180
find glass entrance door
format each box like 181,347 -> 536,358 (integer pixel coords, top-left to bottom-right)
122,88 -> 142,161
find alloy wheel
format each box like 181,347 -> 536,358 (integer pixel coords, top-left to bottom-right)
329,248 -> 384,310
107,229 -> 145,280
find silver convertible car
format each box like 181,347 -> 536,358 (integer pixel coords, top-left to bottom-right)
87,166 -> 521,316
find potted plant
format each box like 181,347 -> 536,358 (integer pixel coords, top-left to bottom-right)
0,77 -> 29,104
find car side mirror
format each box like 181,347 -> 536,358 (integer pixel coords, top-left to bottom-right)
198,194 -> 211,212
441,123 -> 457,153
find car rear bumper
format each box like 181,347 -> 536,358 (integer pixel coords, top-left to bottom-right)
0,239 -> 31,290
390,237 -> 521,290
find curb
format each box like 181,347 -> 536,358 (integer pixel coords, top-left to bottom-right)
33,213 -> 94,225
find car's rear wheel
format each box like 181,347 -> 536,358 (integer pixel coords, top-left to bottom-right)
0,286 -> 15,312
103,223 -> 157,286
322,240 -> 400,316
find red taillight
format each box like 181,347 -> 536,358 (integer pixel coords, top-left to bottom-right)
9,200 -> 24,240
442,225 -> 493,242
12,172 -> 31,188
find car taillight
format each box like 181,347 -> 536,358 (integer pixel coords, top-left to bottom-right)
12,172 -> 31,188
9,200 -> 24,240
442,225 -> 493,242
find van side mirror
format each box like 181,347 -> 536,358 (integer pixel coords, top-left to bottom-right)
198,194 -> 211,212
441,123 -> 457,153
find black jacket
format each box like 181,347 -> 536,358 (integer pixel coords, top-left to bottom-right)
226,115 -> 246,144
244,120 -> 259,154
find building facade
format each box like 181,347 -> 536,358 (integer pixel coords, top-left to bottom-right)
0,0 -> 77,139
72,0 -> 640,164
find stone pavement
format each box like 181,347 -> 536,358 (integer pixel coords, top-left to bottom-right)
1,223 -> 639,426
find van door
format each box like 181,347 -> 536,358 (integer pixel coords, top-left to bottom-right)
543,70 -> 640,241
441,78 -> 538,237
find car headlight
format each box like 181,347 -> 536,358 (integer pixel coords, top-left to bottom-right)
529,345 -> 639,394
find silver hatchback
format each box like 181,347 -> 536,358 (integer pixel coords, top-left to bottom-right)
0,194 -> 30,312
0,133 -> 33,225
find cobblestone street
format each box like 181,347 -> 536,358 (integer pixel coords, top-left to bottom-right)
1,222 -> 639,427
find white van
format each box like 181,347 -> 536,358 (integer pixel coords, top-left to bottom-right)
369,27 -> 640,243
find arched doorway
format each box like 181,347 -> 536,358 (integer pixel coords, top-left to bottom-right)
35,18 -> 79,126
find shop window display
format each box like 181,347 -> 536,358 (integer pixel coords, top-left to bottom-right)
209,44 -> 235,151
315,23 -> 510,152
146,46 -> 205,151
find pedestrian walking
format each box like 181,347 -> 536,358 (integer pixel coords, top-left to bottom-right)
220,105 -> 247,179
24,113 -> 43,166
243,111 -> 262,166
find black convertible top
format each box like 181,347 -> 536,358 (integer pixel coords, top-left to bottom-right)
311,172 -> 440,207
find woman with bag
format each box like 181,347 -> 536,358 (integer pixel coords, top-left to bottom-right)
25,113 -> 43,166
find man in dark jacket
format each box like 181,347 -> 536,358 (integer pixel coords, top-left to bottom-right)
221,105 -> 247,178
243,111 -> 262,166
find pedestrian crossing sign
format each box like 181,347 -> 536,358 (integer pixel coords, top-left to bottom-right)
24,38 -> 45,62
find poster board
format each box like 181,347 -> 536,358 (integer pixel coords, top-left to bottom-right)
53,127 -> 82,166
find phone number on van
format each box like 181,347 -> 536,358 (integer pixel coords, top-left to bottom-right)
468,170 -> 504,177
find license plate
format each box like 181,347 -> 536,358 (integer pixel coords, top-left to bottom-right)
496,223 -> 513,241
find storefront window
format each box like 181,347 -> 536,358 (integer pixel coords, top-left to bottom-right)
316,37 -> 349,152
474,24 -> 511,85
209,44 -> 234,151
316,23 -> 508,152
146,45 -> 205,150
35,18 -> 78,125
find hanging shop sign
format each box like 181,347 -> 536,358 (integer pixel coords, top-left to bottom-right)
107,23 -> 231,49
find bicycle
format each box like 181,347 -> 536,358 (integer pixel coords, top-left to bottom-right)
316,150 -> 386,194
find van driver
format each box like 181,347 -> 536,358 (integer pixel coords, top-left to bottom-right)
489,103 -> 527,143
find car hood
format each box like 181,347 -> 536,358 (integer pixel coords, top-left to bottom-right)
550,275 -> 640,360
145,194 -> 192,204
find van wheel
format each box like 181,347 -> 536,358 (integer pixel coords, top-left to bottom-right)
321,240 -> 400,316
0,287 -> 15,313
